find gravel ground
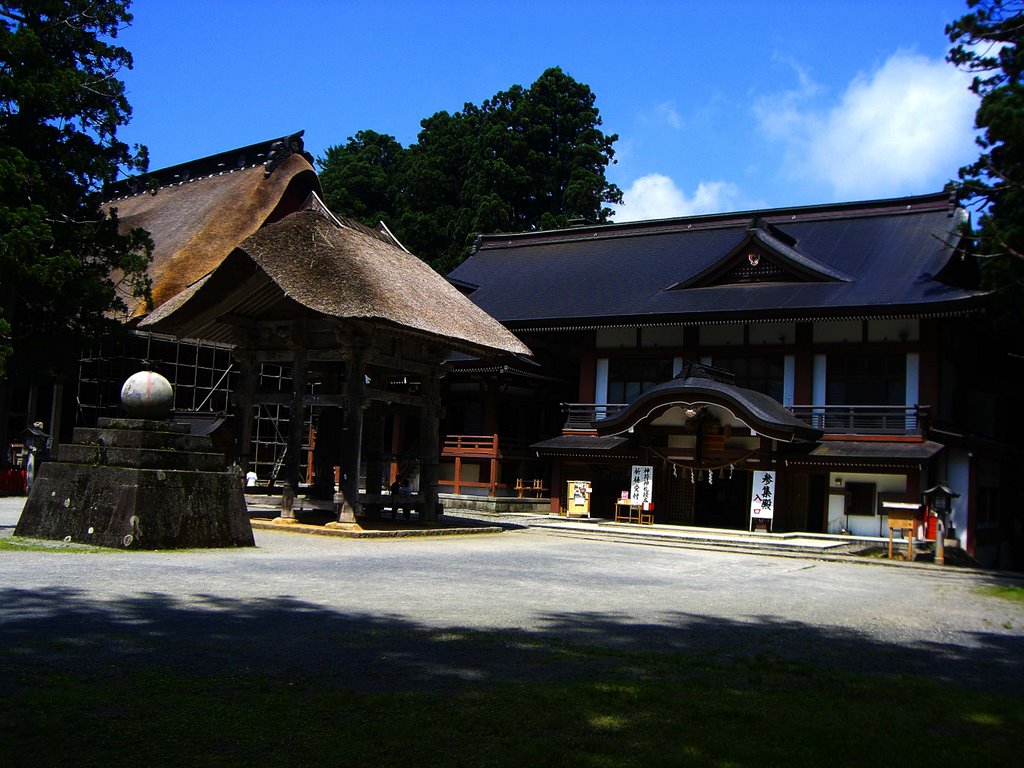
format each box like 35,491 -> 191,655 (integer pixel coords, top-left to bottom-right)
2,496 -> 1022,694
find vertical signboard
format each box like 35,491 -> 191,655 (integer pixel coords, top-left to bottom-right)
631,465 -> 654,509
750,470 -> 776,525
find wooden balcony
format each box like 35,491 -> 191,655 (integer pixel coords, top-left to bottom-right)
788,405 -> 929,437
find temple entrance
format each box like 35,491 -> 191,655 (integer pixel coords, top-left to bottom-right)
662,468 -> 748,529
693,471 -> 748,529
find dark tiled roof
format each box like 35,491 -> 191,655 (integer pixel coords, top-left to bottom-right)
788,440 -> 945,465
531,434 -> 636,456
448,192 -> 986,327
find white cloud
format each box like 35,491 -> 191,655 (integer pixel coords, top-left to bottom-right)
758,52 -> 978,198
654,101 -> 684,129
612,174 -> 740,222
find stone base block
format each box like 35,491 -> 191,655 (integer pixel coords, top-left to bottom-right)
325,520 -> 362,531
15,462 -> 254,550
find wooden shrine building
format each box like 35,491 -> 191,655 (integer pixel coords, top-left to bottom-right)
139,199 -> 529,520
442,192 -> 1022,568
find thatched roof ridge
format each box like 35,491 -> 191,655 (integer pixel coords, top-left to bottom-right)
237,209 -> 531,356
108,153 -> 319,313
141,208 -> 531,358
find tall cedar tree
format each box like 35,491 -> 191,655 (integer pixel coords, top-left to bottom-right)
947,1 -> 1024,296
318,68 -> 622,273
0,0 -> 151,460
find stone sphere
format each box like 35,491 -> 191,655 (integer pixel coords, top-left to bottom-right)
121,371 -> 174,420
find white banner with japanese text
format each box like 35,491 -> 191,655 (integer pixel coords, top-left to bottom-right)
750,470 -> 776,520
631,465 -> 654,509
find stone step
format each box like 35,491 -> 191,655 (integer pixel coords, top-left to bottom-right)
97,417 -> 191,434
58,444 -> 228,472
73,427 -> 212,453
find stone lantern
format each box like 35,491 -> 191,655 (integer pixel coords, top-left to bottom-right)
923,482 -> 960,566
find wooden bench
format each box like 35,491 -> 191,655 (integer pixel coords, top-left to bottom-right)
516,478 -> 548,498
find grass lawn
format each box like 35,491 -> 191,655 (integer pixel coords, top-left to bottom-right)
977,583 -> 1024,606
1,638 -> 1020,768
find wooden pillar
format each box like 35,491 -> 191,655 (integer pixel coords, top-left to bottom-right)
550,458 -> 563,515
336,351 -> 366,523
232,349 -> 257,471
25,384 -> 38,428
453,454 -> 462,495
389,414 -> 404,484
363,403 -> 386,496
482,378 -> 500,434
420,370 -> 442,521
793,322 -> 814,404
48,381 -> 63,459
280,347 -> 307,519
918,319 -> 939,415
489,432 -> 499,497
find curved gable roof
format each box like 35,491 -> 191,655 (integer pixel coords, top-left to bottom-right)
669,223 -> 853,289
596,368 -> 821,443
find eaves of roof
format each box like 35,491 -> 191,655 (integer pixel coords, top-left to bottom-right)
501,295 -> 989,333
450,191 -> 985,329
473,191 -> 954,251
784,440 -> 945,467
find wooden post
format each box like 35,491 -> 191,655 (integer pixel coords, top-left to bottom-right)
420,371 -> 442,521
489,433 -> 499,497
363,404 -> 386,496
48,381 -> 63,459
453,454 -> 462,495
336,351 -> 366,523
25,383 -> 38,431
550,459 -> 563,515
233,349 -> 257,472
280,346 -> 307,520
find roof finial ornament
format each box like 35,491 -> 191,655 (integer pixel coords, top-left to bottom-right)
264,131 -> 306,178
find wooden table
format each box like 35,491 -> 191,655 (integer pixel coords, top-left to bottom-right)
614,499 -> 653,525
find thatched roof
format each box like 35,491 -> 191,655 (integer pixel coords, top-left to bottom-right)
141,207 -> 531,359
107,151 -> 319,313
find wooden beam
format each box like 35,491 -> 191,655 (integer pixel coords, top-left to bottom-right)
364,387 -> 428,408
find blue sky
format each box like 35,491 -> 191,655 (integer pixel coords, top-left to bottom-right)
116,0 -> 980,221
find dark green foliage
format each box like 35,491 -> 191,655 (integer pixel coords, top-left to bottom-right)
948,2 -> 1024,285
0,0 -> 152,381
318,67 -> 622,272
317,129 -> 404,226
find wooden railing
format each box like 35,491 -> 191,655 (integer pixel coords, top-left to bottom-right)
440,433 -> 530,496
788,405 -> 929,436
442,434 -> 528,457
561,403 -> 628,432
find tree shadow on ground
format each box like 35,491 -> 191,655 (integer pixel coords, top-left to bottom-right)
0,586 -> 1020,695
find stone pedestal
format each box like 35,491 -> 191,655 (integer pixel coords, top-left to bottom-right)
15,417 -> 254,549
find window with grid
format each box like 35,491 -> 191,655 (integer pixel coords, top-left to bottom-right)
606,358 -> 674,404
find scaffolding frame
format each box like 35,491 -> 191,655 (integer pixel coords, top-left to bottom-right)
76,331 -> 314,481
